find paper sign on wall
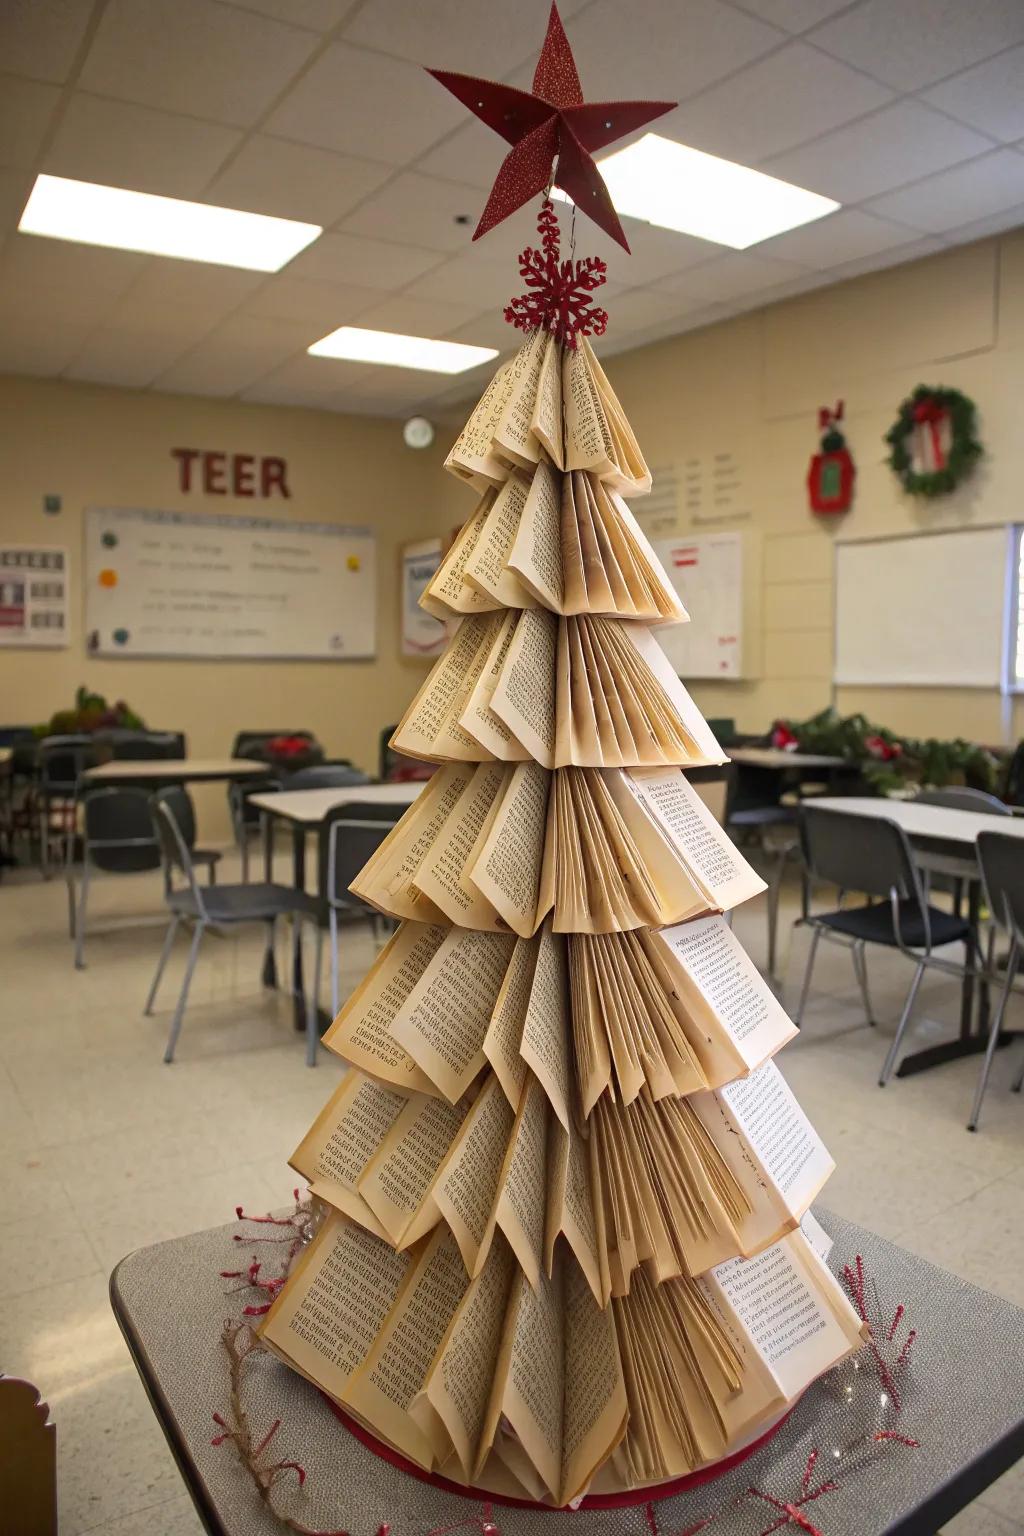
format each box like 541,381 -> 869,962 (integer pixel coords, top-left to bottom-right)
652,530 -> 743,679
84,507 -> 375,661
0,545 -> 69,648
401,539 -> 446,658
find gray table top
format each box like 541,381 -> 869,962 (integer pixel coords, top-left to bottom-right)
83,757 -> 266,785
110,1208 -> 1024,1536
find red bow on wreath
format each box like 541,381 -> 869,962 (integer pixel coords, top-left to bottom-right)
911,395 -> 948,473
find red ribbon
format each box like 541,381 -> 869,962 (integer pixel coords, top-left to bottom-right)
911,396 -> 947,470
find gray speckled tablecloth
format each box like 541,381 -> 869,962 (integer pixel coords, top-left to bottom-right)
110,1209 -> 1024,1536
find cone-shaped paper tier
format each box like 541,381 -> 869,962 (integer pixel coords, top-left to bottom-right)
261,324 -> 864,1504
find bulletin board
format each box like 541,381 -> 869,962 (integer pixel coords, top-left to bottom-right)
651,531 -> 744,679
84,507 -> 376,661
0,545 -> 69,648
834,526 -> 1011,688
401,538 -> 446,657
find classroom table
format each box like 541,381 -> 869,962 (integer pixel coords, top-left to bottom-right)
729,747 -> 848,771
247,782 -> 423,1026
82,757 -> 268,787
812,796 -> 1024,1076
109,1206 -> 1024,1536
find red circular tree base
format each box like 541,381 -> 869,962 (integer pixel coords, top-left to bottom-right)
322,1396 -> 793,1511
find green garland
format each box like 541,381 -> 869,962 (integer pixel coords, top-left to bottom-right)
773,707 -> 999,796
884,384 -> 982,497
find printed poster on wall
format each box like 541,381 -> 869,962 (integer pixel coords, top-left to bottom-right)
652,530 -> 743,679
0,545 -> 69,648
401,538 -> 446,658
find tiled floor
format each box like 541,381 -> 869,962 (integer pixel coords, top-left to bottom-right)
1,853 -> 1022,1534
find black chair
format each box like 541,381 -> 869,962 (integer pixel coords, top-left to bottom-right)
157,786 -> 221,886
37,734 -> 96,877
145,792 -> 320,1064
315,803 -> 404,1026
796,805 -> 971,1085
969,832 -> 1024,1130
723,765 -> 801,979
231,730 -> 321,763
285,765 -> 370,791
96,730 -> 184,761
69,787 -> 162,969
229,773 -> 282,883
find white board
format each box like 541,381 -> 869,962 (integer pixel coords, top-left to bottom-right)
84,507 -> 376,660
834,526 -> 1011,688
651,531 -> 743,679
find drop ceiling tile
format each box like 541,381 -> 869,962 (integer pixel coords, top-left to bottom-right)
809,0 -> 1024,92
156,313 -> 317,396
339,173 -> 491,252
219,0 -> 356,31
0,78 -> 61,169
106,262 -> 264,333
824,234 -> 947,284
729,0 -> 854,32
657,250 -> 811,302
0,313 -> 97,376
922,46 -> 1024,144
0,0 -> 95,83
662,42 -> 891,165
865,149 -> 1024,234
533,0 -> 784,105
941,200 -> 1024,243
64,324 -> 202,387
601,287 -> 705,337
285,230 -> 443,289
205,137 -> 390,226
756,208 -> 924,268
240,352 -> 371,407
0,231 -> 147,297
44,95 -> 242,198
79,0 -> 320,128
444,309 -> 524,351
0,168 -> 33,237
415,119 -> 512,192
241,273 -> 380,326
342,0 -> 591,73
351,293 -> 489,337
405,248 -> 544,309
265,42 -> 465,163
763,102 -> 993,203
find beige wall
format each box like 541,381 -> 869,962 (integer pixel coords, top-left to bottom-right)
587,230 -> 1024,749
0,376 -> 448,836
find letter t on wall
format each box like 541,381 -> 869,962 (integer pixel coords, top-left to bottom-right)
171,448 -> 200,492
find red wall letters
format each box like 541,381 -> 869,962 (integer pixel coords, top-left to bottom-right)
171,448 -> 291,498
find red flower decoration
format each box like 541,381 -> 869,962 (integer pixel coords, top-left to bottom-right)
864,734 -> 902,762
771,723 -> 799,751
504,200 -> 608,349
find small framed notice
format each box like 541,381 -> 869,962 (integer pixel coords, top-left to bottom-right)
401,539 -> 446,658
0,545 -> 69,648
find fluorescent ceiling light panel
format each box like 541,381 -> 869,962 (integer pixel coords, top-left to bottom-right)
309,326 -> 498,374
18,174 -> 321,272
555,134 -> 839,249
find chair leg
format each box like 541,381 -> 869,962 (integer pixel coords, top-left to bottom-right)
766,847 -> 789,979
240,832 -> 249,885
330,908 -> 340,1019
878,960 -> 926,1086
852,940 -> 876,1026
793,926 -> 822,1026
73,861 -> 91,970
307,924 -> 324,1067
207,861 -> 217,886
1013,1048 -> 1024,1094
968,943 -> 1020,1131
144,916 -> 181,1016
164,922 -> 204,1064
39,801 -> 50,879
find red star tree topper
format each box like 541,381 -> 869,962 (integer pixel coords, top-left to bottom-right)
427,2 -> 675,253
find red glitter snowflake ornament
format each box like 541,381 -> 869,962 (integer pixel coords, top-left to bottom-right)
505,200 -> 608,350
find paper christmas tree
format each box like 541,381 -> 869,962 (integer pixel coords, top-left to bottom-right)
260,5 -> 863,1507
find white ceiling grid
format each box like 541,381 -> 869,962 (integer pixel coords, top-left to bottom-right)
0,0 -> 1022,415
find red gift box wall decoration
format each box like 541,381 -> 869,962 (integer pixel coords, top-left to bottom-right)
808,401 -> 855,517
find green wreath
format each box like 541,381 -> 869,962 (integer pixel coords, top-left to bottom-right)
884,384 -> 982,498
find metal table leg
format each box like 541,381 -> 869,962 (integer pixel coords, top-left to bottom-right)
260,814 -> 277,987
